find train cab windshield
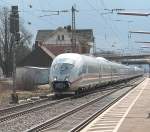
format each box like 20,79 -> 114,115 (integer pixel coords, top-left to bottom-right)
51,58 -> 75,75
53,63 -> 74,75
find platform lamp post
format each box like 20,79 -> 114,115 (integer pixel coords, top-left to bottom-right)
10,6 -> 19,103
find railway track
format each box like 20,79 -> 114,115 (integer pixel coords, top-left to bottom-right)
0,97 -> 70,123
25,78 -> 144,132
0,98 -> 50,117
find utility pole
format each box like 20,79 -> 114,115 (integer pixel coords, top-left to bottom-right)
71,6 -> 78,52
10,6 -> 19,103
4,8 -> 8,68
93,37 -> 96,55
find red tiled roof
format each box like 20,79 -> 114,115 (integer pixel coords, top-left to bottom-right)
39,44 -> 55,59
39,44 -> 80,57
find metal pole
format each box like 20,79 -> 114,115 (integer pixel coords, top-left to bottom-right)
12,34 -> 16,94
71,6 -> 77,52
10,33 -> 18,104
10,6 -> 19,103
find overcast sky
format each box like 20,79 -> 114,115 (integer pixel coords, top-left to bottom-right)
1,0 -> 150,54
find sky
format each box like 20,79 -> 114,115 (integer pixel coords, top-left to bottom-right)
1,0 -> 150,54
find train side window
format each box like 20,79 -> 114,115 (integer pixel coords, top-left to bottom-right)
88,65 -> 98,73
79,65 -> 87,76
102,65 -> 107,74
82,65 -> 87,73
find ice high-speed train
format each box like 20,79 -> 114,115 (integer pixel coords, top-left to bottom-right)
50,53 -> 143,95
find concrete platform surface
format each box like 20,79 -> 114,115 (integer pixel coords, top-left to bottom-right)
81,78 -> 150,132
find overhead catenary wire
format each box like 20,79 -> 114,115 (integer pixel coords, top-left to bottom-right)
100,0 -> 137,53
82,1 -> 110,49
97,0 -> 126,49
86,0 -> 124,49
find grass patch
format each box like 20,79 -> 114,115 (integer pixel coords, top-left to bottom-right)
0,79 -> 51,106
17,84 -> 51,100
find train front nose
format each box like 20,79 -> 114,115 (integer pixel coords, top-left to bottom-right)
52,81 -> 70,92
50,62 -> 74,92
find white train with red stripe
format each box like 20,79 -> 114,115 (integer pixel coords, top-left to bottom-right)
49,53 -> 143,95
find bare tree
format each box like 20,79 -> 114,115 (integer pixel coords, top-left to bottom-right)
0,7 -> 32,77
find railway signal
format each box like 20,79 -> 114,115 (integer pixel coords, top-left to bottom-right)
10,6 -> 19,103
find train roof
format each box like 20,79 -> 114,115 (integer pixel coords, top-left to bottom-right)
96,57 -> 125,67
96,57 -> 108,61
55,53 -> 81,58
52,53 -> 82,65
53,53 -> 139,70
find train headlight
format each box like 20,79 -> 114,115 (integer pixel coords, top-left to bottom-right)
65,77 -> 69,81
54,77 -> 57,81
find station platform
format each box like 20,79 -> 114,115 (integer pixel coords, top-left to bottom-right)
81,78 -> 150,132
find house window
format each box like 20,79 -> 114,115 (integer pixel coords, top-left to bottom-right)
57,35 -> 60,40
57,35 -> 64,41
62,35 -> 64,40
